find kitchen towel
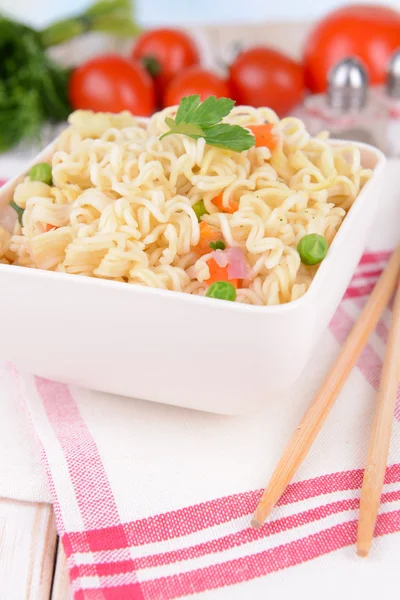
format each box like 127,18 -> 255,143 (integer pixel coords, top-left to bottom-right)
1,160 -> 400,599
8,247 -> 400,600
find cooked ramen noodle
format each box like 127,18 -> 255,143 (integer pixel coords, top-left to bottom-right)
0,106 -> 372,305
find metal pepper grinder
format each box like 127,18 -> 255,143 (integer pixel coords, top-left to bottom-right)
304,57 -> 387,150
378,49 -> 400,157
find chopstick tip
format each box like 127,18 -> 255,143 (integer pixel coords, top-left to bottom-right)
250,518 -> 262,530
356,545 -> 369,558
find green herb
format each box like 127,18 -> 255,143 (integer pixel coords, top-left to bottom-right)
206,281 -> 237,302
192,199 -> 208,221
209,240 -> 226,251
29,163 -> 52,185
160,95 -> 256,153
297,234 -> 328,266
40,0 -> 140,47
10,201 -> 24,225
0,0 -> 139,152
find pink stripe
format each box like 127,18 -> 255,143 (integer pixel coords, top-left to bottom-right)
76,510 -> 400,600
34,377 -> 144,599
34,378 -> 144,598
351,268 -> 383,281
35,377 -> 121,530
344,251 -> 393,298
359,251 -> 391,265
375,317 -> 390,345
344,282 -> 376,299
333,299 -> 400,421
329,305 -> 382,390
62,464 -> 400,555
75,585 -> 144,600
0,179 -> 7,187
362,300 -> 400,420
69,489 -> 400,579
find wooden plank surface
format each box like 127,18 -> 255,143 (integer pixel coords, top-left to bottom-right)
0,499 -> 58,599
51,543 -> 71,600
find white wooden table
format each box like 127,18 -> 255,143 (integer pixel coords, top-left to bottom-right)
0,500 -> 70,599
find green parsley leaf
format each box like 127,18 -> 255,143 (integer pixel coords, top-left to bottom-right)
160,95 -> 255,153
189,96 -> 235,128
163,117 -> 205,139
202,123 -> 255,153
175,95 -> 201,125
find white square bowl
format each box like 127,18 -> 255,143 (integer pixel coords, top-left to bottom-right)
0,140 -> 386,414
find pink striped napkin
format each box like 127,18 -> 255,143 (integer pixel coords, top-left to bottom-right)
8,248 -> 400,599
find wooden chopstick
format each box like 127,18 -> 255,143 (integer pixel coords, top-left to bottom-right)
251,246 -> 400,529
356,271 -> 400,557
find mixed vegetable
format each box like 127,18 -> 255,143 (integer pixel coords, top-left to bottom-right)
29,163 -> 53,186
10,161 -> 53,225
297,234 -> 328,266
206,282 -> 237,302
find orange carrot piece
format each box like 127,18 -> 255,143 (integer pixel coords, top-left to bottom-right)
206,258 -> 239,288
43,223 -> 58,232
212,193 -> 239,214
247,124 -> 277,150
194,222 -> 222,256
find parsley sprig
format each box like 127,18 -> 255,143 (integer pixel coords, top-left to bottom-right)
160,95 -> 255,153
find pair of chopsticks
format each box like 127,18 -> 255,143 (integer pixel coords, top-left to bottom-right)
251,246 -> 400,557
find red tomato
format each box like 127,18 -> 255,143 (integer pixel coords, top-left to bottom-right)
69,54 -> 155,116
304,5 -> 400,93
164,67 -> 230,107
132,28 -> 200,97
228,47 -> 305,116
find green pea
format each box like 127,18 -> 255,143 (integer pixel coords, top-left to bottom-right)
297,233 -> 328,266
206,281 -> 237,302
209,240 -> 226,251
192,199 -> 208,221
29,162 -> 52,185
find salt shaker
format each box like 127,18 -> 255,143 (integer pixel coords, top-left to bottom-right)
377,49 -> 400,157
304,58 -> 387,150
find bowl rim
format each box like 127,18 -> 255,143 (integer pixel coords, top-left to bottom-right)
0,135 -> 386,315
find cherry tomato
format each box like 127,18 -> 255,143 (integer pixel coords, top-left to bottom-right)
69,54 -> 155,116
132,28 -> 200,98
228,47 -> 305,116
164,67 -> 230,107
304,5 -> 400,93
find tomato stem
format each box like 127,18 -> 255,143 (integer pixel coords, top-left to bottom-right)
141,56 -> 162,78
